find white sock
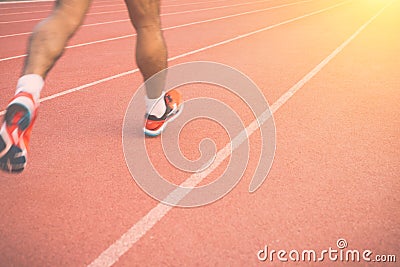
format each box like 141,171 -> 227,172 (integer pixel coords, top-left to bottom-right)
145,92 -> 166,118
15,74 -> 44,103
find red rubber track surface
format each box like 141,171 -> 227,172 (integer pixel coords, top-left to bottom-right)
0,0 -> 399,266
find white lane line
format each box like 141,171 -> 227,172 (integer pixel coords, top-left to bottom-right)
0,0 -> 348,117
0,31 -> 31,38
0,3 -> 52,10
0,0 -> 107,9
0,17 -> 40,23
0,0 -> 124,7
0,54 -> 26,61
0,0 -> 53,4
0,0 -> 273,24
0,0 -> 277,38
0,0 -> 228,13
86,1 -> 394,266
0,4 -> 127,16
161,0 -> 277,16
162,0 -> 239,8
163,0 -> 227,7
0,18 -> 130,39
0,0 -> 312,60
0,0 -> 159,7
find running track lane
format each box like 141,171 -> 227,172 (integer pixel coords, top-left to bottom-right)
0,0 -> 346,108
0,0 -> 399,266
0,0 -> 316,57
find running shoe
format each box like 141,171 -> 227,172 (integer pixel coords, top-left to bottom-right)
144,89 -> 183,137
0,92 -> 38,173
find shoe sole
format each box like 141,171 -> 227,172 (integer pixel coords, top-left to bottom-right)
0,101 -> 34,173
0,145 -> 26,173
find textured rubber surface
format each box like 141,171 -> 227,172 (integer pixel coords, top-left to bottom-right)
0,0 -> 399,266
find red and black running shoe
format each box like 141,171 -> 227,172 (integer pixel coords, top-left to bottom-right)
144,89 -> 183,137
0,92 -> 38,173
